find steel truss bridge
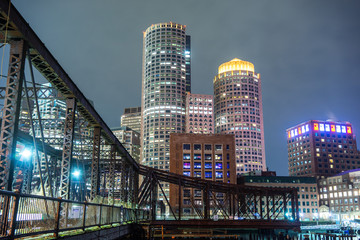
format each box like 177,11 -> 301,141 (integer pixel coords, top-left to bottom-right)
0,1 -> 300,239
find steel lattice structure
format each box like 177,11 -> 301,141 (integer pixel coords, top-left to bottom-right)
0,2 -> 300,238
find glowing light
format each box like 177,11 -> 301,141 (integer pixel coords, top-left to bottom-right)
288,131 -> 291,138
294,129 -> 298,136
298,127 -> 302,134
325,124 -> 330,132
341,126 -> 346,133
314,123 -> 319,131
218,58 -> 255,74
72,170 -> 81,178
331,125 -> 335,132
335,125 -> 341,133
347,126 -> 352,134
20,149 -> 32,160
306,125 -> 309,132
319,124 -> 325,132
291,130 -> 294,137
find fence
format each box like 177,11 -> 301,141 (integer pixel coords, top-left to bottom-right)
0,190 -> 149,239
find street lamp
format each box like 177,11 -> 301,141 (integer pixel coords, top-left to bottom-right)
72,170 -> 81,178
20,148 -> 32,160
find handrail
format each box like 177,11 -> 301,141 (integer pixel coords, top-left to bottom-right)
0,190 -> 150,239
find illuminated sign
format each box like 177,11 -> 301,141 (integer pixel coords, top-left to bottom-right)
288,122 -> 353,139
288,124 -> 310,138
313,122 -> 352,134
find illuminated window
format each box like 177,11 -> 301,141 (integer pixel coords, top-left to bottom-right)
288,131 -> 291,138
183,171 -> 190,177
301,126 -> 306,133
215,154 -> 222,160
347,126 -> 352,134
295,129 -> 298,136
319,124 -> 325,132
205,154 -> 212,160
341,126 -> 346,133
291,130 -> 295,137
194,162 -> 201,169
215,171 -> 223,178
314,123 -> 319,131
183,162 -> 191,169
194,171 -> 201,178
330,125 -> 335,132
183,154 -> 191,160
325,124 -> 330,132
306,125 -> 309,132
336,125 -> 341,133
298,127 -> 302,134
205,162 -> 212,169
194,154 -> 201,160
205,172 -> 212,178
215,163 -> 223,170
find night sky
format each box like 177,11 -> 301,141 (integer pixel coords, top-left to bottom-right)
10,0 -> 360,176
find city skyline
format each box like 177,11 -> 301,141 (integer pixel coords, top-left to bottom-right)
8,0 -> 360,175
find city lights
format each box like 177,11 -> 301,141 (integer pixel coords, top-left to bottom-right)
20,148 -> 32,160
287,122 -> 352,139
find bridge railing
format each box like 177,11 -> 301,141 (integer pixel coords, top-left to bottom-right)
0,190 -> 149,239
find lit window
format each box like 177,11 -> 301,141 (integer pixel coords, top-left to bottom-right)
205,172 -> 212,178
215,163 -> 223,170
205,162 -> 212,169
215,171 -> 223,178
325,124 -> 330,132
347,126 -> 352,134
341,126 -> 346,133
331,125 -> 335,132
319,124 -> 324,131
336,125 -> 341,133
183,171 -> 190,177
314,123 -> 319,131
194,162 -> 201,169
183,162 -> 191,169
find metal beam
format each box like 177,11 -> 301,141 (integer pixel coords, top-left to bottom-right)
0,39 -> 26,191
59,98 -> 76,199
90,127 -> 101,200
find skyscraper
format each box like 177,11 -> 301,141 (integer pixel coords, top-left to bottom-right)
287,120 -> 360,177
214,58 -> 266,175
141,22 -> 190,172
121,107 -> 141,133
185,93 -> 214,134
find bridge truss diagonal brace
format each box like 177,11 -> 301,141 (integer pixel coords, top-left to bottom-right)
0,39 -> 27,191
90,127 -> 101,200
59,98 -> 77,199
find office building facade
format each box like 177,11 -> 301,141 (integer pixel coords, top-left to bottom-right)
318,169 -> 360,222
287,120 -> 360,177
141,22 -> 190,172
185,93 -> 214,134
214,58 -> 266,175
121,107 -> 141,133
169,133 -> 236,215
112,126 -> 141,163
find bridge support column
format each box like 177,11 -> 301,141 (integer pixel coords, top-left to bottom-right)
90,127 -> 101,200
59,98 -> 77,200
203,183 -> 210,219
107,144 -> 116,205
0,39 -> 27,191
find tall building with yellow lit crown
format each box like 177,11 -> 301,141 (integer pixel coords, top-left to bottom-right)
214,58 -> 266,175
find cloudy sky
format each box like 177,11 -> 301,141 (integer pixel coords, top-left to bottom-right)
11,0 -> 360,175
